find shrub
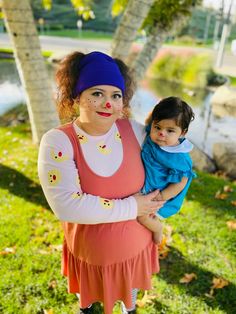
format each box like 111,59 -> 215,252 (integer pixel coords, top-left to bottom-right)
149,50 -> 213,88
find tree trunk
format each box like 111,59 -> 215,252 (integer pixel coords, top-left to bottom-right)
2,0 -> 59,144
131,19 -> 186,83
111,0 -> 155,61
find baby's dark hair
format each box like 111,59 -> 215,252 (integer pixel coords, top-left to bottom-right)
150,96 -> 195,131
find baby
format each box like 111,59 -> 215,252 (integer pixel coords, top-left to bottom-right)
139,96 -> 196,243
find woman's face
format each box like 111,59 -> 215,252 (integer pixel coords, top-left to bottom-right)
77,85 -> 124,127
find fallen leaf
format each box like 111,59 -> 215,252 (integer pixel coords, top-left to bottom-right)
209,277 -> 229,295
204,293 -> 214,299
0,247 -> 16,255
215,190 -> 228,200
179,273 -> 197,283
231,201 -> 236,206
158,235 -> 170,259
223,185 -> 233,193
48,280 -> 57,289
136,290 -> 157,308
226,220 -> 236,230
43,310 -> 54,314
49,244 -> 62,252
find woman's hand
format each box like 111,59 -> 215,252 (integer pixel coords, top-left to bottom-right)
133,190 -> 165,217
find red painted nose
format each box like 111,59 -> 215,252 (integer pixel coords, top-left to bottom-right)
105,102 -> 111,109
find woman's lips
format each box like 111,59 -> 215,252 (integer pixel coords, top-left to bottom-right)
97,112 -> 112,117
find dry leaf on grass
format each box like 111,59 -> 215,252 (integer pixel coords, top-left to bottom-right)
223,185 -> 233,193
136,290 -> 157,308
179,273 -> 197,283
43,310 -> 54,314
231,200 -> 236,206
158,235 -> 170,259
215,190 -> 228,200
0,247 -> 16,255
209,277 -> 229,295
226,220 -> 236,230
48,280 -> 57,289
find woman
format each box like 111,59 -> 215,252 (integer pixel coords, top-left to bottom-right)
38,51 -> 164,314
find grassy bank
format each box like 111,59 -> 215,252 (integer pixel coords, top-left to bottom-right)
40,29 -> 113,41
0,121 -> 236,313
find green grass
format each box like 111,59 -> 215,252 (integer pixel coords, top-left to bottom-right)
42,29 -> 113,41
0,122 -> 236,313
0,48 -> 53,58
229,76 -> 236,86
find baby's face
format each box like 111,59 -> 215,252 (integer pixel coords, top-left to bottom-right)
150,119 -> 185,147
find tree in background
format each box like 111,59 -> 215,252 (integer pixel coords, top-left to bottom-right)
111,0 -> 202,82
111,0 -> 156,60
1,0 -> 59,144
1,0 -> 92,143
130,0 -> 202,82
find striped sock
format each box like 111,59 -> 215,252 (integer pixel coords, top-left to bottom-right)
121,288 -> 138,313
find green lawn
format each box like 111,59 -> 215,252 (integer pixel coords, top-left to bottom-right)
0,122 -> 236,314
41,29 -> 113,41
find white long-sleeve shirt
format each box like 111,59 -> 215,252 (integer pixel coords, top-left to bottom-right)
38,120 -> 145,224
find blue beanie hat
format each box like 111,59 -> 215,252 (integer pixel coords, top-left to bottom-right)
74,51 -> 125,97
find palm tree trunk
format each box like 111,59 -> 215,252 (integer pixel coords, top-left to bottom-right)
111,0 -> 155,61
2,0 -> 59,144
131,19 -> 186,83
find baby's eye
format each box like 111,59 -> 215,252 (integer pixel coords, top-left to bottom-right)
92,91 -> 103,97
168,129 -> 175,133
155,126 -> 161,130
112,93 -> 122,100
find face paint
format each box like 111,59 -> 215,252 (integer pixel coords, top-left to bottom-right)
105,102 -> 111,109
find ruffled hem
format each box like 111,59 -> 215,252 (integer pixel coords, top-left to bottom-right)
62,241 -> 159,314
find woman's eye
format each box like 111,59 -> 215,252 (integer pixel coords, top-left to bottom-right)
113,94 -> 122,99
92,92 -> 102,97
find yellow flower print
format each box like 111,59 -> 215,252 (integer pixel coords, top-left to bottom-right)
77,133 -> 88,144
72,191 -> 82,199
50,149 -> 69,162
96,141 -> 112,155
99,197 -> 114,209
48,169 -> 61,186
115,131 -> 121,142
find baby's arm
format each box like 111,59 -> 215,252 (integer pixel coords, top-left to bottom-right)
157,177 -> 188,201
138,215 -> 163,244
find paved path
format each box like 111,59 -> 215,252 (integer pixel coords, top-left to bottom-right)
0,33 -> 236,77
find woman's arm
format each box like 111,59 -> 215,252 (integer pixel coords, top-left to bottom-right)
38,129 -> 162,224
38,129 -> 138,224
157,177 -> 188,201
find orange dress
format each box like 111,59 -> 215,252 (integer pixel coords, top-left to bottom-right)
59,119 -> 159,314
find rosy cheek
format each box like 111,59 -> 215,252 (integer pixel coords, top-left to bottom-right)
116,104 -> 123,111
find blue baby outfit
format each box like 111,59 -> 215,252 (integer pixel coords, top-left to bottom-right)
141,127 -> 196,219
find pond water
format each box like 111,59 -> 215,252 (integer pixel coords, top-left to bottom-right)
1,60 -> 235,157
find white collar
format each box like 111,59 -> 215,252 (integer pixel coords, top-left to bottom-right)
160,138 -> 193,153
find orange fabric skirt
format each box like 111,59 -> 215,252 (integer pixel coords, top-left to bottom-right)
62,220 -> 159,314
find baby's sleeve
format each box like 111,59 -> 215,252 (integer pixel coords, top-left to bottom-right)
38,129 -> 137,224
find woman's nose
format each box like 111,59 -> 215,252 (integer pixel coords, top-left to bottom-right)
105,102 -> 111,109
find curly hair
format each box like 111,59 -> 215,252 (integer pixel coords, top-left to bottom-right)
55,52 -> 136,123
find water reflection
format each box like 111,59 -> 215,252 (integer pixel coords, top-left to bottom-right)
0,60 -> 235,156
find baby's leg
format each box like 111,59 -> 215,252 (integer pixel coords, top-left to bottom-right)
138,215 -> 163,244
